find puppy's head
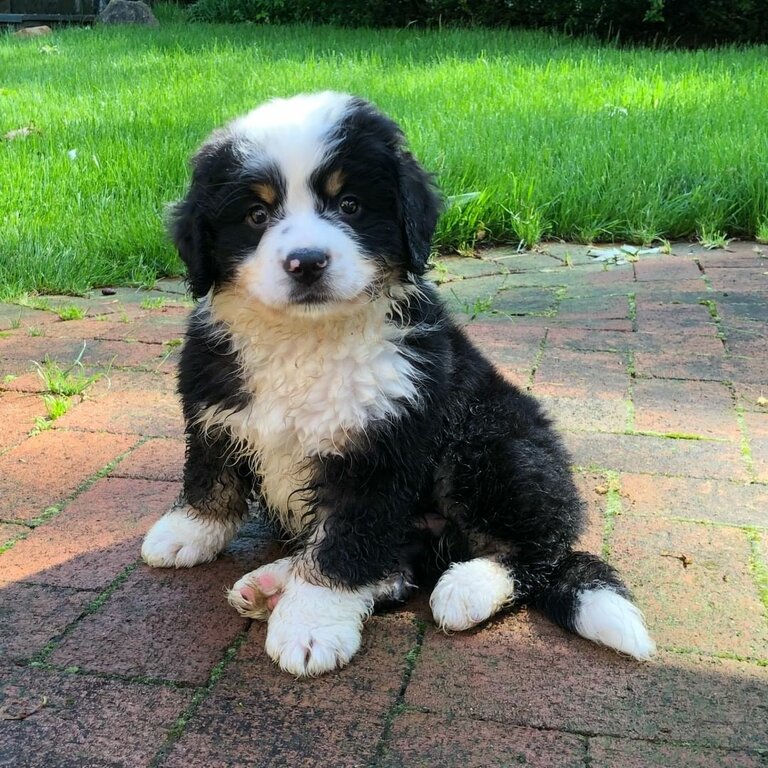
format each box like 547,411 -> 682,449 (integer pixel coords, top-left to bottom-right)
173,92 -> 440,313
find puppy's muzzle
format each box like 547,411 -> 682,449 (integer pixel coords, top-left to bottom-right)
283,248 -> 330,286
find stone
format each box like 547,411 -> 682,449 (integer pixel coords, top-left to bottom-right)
99,0 -> 159,26
14,25 -> 52,38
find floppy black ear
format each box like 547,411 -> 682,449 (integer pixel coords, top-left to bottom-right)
398,151 -> 441,275
169,195 -> 214,299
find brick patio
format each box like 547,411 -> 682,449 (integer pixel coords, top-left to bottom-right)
1,243 -> 766,767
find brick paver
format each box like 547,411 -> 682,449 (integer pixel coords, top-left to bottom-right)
1,245 -> 766,768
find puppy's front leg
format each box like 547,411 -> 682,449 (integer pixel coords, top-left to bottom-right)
142,427 -> 251,568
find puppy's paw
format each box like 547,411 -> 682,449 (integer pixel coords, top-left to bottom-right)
141,506 -> 237,568
227,557 -> 295,620
265,578 -> 374,677
430,558 -> 515,632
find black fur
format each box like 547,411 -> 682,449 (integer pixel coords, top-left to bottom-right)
174,95 -> 635,638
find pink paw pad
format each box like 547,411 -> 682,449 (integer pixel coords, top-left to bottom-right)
256,573 -> 278,593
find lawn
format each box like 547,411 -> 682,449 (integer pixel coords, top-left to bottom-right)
1,8 -> 768,297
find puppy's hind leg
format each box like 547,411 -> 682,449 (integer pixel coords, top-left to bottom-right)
142,429 -> 251,568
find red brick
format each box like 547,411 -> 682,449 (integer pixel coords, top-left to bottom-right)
573,472 -> 610,555
534,349 -> 629,399
743,411 -> 768,483
493,287 -> 560,316
0,305 -> 60,332
0,392 -> 45,451
706,266 -> 768,290
0,667 -> 191,766
0,430 -> 137,522
111,438 -> 185,482
0,581 -> 93,661
633,258 -> 702,282
539,395 -> 629,433
381,712 -> 585,768
725,358 -> 768,412
0,477 -> 177,589
0,370 -> 44,393
56,387 -> 183,438
50,559 -> 250,684
564,432 -> 748,481
631,278 -> 708,297
611,517 -> 767,658
635,299 -> 717,335
716,293 -> 767,325
627,331 -> 724,356
589,737 -> 763,767
161,614 -> 416,768
697,241 -> 768,269
546,327 -> 634,353
463,321 -> 544,380
405,613 -> 768,750
726,327 -> 768,363
632,379 -> 739,439
619,473 -> 768,528
551,296 -> 632,332
633,351 -> 728,381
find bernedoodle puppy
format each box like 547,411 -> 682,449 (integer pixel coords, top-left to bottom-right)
141,92 -> 655,676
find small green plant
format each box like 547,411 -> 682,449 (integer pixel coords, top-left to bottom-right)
698,226 -> 731,250
34,344 -> 101,397
28,326 -> 45,337
757,219 -> 768,245
10,315 -> 22,330
42,394 -> 72,422
57,304 -> 86,321
140,297 -> 166,310
452,291 -> 495,320
3,374 -> 17,384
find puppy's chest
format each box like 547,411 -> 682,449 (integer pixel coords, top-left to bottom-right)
216,325 -> 417,529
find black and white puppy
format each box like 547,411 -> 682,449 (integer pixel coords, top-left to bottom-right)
141,92 -> 655,676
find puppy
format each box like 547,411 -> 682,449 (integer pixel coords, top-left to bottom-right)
141,92 -> 655,676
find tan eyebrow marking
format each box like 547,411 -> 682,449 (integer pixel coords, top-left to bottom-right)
325,170 -> 345,197
251,182 -> 276,205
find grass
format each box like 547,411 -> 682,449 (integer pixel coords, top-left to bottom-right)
2,9 -> 768,297
34,345 -> 102,396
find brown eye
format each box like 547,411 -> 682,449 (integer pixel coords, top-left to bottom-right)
339,195 -> 359,216
247,203 -> 269,227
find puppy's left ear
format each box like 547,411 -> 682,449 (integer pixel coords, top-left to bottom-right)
398,152 -> 441,275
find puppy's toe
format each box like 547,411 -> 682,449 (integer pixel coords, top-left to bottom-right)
141,507 -> 236,568
430,558 -> 515,632
227,557 -> 294,620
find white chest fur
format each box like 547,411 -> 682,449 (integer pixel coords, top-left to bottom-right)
197,297 -> 419,533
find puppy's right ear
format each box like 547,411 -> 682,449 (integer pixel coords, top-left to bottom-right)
169,194 -> 214,299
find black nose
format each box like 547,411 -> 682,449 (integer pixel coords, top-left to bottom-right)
283,248 -> 330,285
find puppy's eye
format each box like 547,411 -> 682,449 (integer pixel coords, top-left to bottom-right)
247,203 -> 269,227
339,195 -> 359,216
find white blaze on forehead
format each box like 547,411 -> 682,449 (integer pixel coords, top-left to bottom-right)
229,91 -> 354,208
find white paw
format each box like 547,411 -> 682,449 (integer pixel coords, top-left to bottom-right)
265,576 -> 374,677
141,506 -> 238,568
430,558 -> 516,632
227,557 -> 295,620
575,588 -> 657,661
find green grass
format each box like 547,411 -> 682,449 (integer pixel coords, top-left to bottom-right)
2,10 -> 768,297
34,346 -> 102,396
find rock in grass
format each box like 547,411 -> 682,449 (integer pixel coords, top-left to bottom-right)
15,25 -> 53,37
99,0 -> 159,26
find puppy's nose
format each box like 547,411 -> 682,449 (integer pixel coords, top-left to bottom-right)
283,248 -> 330,285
